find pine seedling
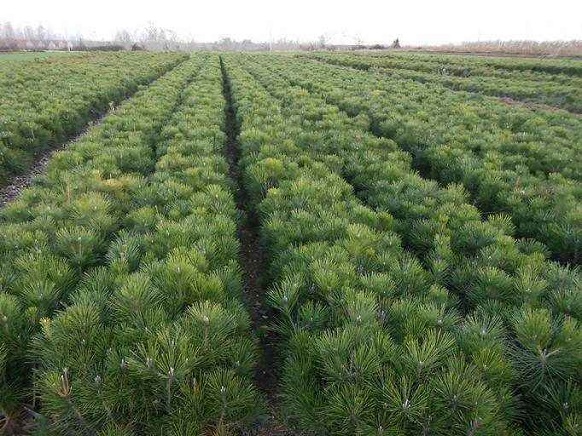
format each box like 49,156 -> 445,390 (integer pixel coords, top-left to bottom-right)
68,192 -> 115,235
426,283 -> 456,307
12,251 -> 75,316
205,262 -> 241,301
227,337 -> 256,378
457,313 -> 514,386
149,219 -> 202,258
310,255 -> 357,301
203,369 -> 261,433
268,274 -> 303,336
198,233 -> 240,271
0,225 -> 50,257
429,358 -> 505,435
469,266 -> 515,307
0,292 -> 29,356
323,382 -> 374,435
123,206 -> 159,234
17,282 -> 61,320
69,267 -> 121,312
105,231 -> 144,276
515,238 -> 551,258
343,290 -> 379,328
296,301 -> 330,333
427,232 -> 454,286
38,368 -> 97,435
342,223 -> 394,274
486,213 -> 516,237
315,325 -> 385,386
451,221 -> 499,257
0,344 -> 6,383
190,185 -> 236,217
391,254 -> 432,298
148,252 -> 221,314
96,423 -> 134,436
384,298 -> 420,342
544,264 -> 581,319
280,336 -> 324,431
360,272 -> 398,300
54,226 -> 104,270
401,329 -> 456,380
109,272 -> 168,333
534,379 -> 582,434
407,218 -> 441,254
401,301 -> 460,340
457,313 -> 506,353
186,302 -> 237,349
548,286 -> 582,320
164,384 -> 205,436
375,375 -> 428,432
126,326 -> 200,413
513,266 -> 547,307
511,308 -> 581,385
35,303 -> 108,376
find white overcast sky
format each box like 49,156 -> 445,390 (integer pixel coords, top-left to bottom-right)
3,0 -> 581,44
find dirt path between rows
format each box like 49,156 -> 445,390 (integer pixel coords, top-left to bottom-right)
0,57 -> 191,209
0,116 -> 107,208
220,58 -> 296,436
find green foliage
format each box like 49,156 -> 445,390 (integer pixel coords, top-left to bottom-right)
0,52 -> 186,185
24,56 -> 262,434
289,52 -> 582,263
310,51 -> 582,113
511,308 -> 581,385
223,53 -> 581,435
2,51 -> 580,435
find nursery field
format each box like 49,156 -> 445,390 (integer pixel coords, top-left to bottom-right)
0,51 -> 580,435
0,51 -> 186,187
0,52 -> 74,62
306,51 -> 582,113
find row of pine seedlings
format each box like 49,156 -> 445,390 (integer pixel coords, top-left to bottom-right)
0,52 -> 186,185
224,54 -> 581,435
245,55 -> 581,435
280,55 -> 582,264
1,55 -> 198,430
0,54 -> 260,434
304,52 -> 582,113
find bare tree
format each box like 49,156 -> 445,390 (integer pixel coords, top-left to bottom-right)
1,22 -> 17,50
115,29 -> 134,49
35,25 -> 49,47
23,25 -> 35,42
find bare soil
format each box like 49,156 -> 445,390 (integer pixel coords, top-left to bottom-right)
0,116 -> 105,208
220,58 -> 296,436
498,96 -> 582,117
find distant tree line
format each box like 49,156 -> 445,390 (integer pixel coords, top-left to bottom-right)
2,21 -> 581,56
419,40 -> 582,57
0,21 -> 405,53
0,22 -> 70,51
